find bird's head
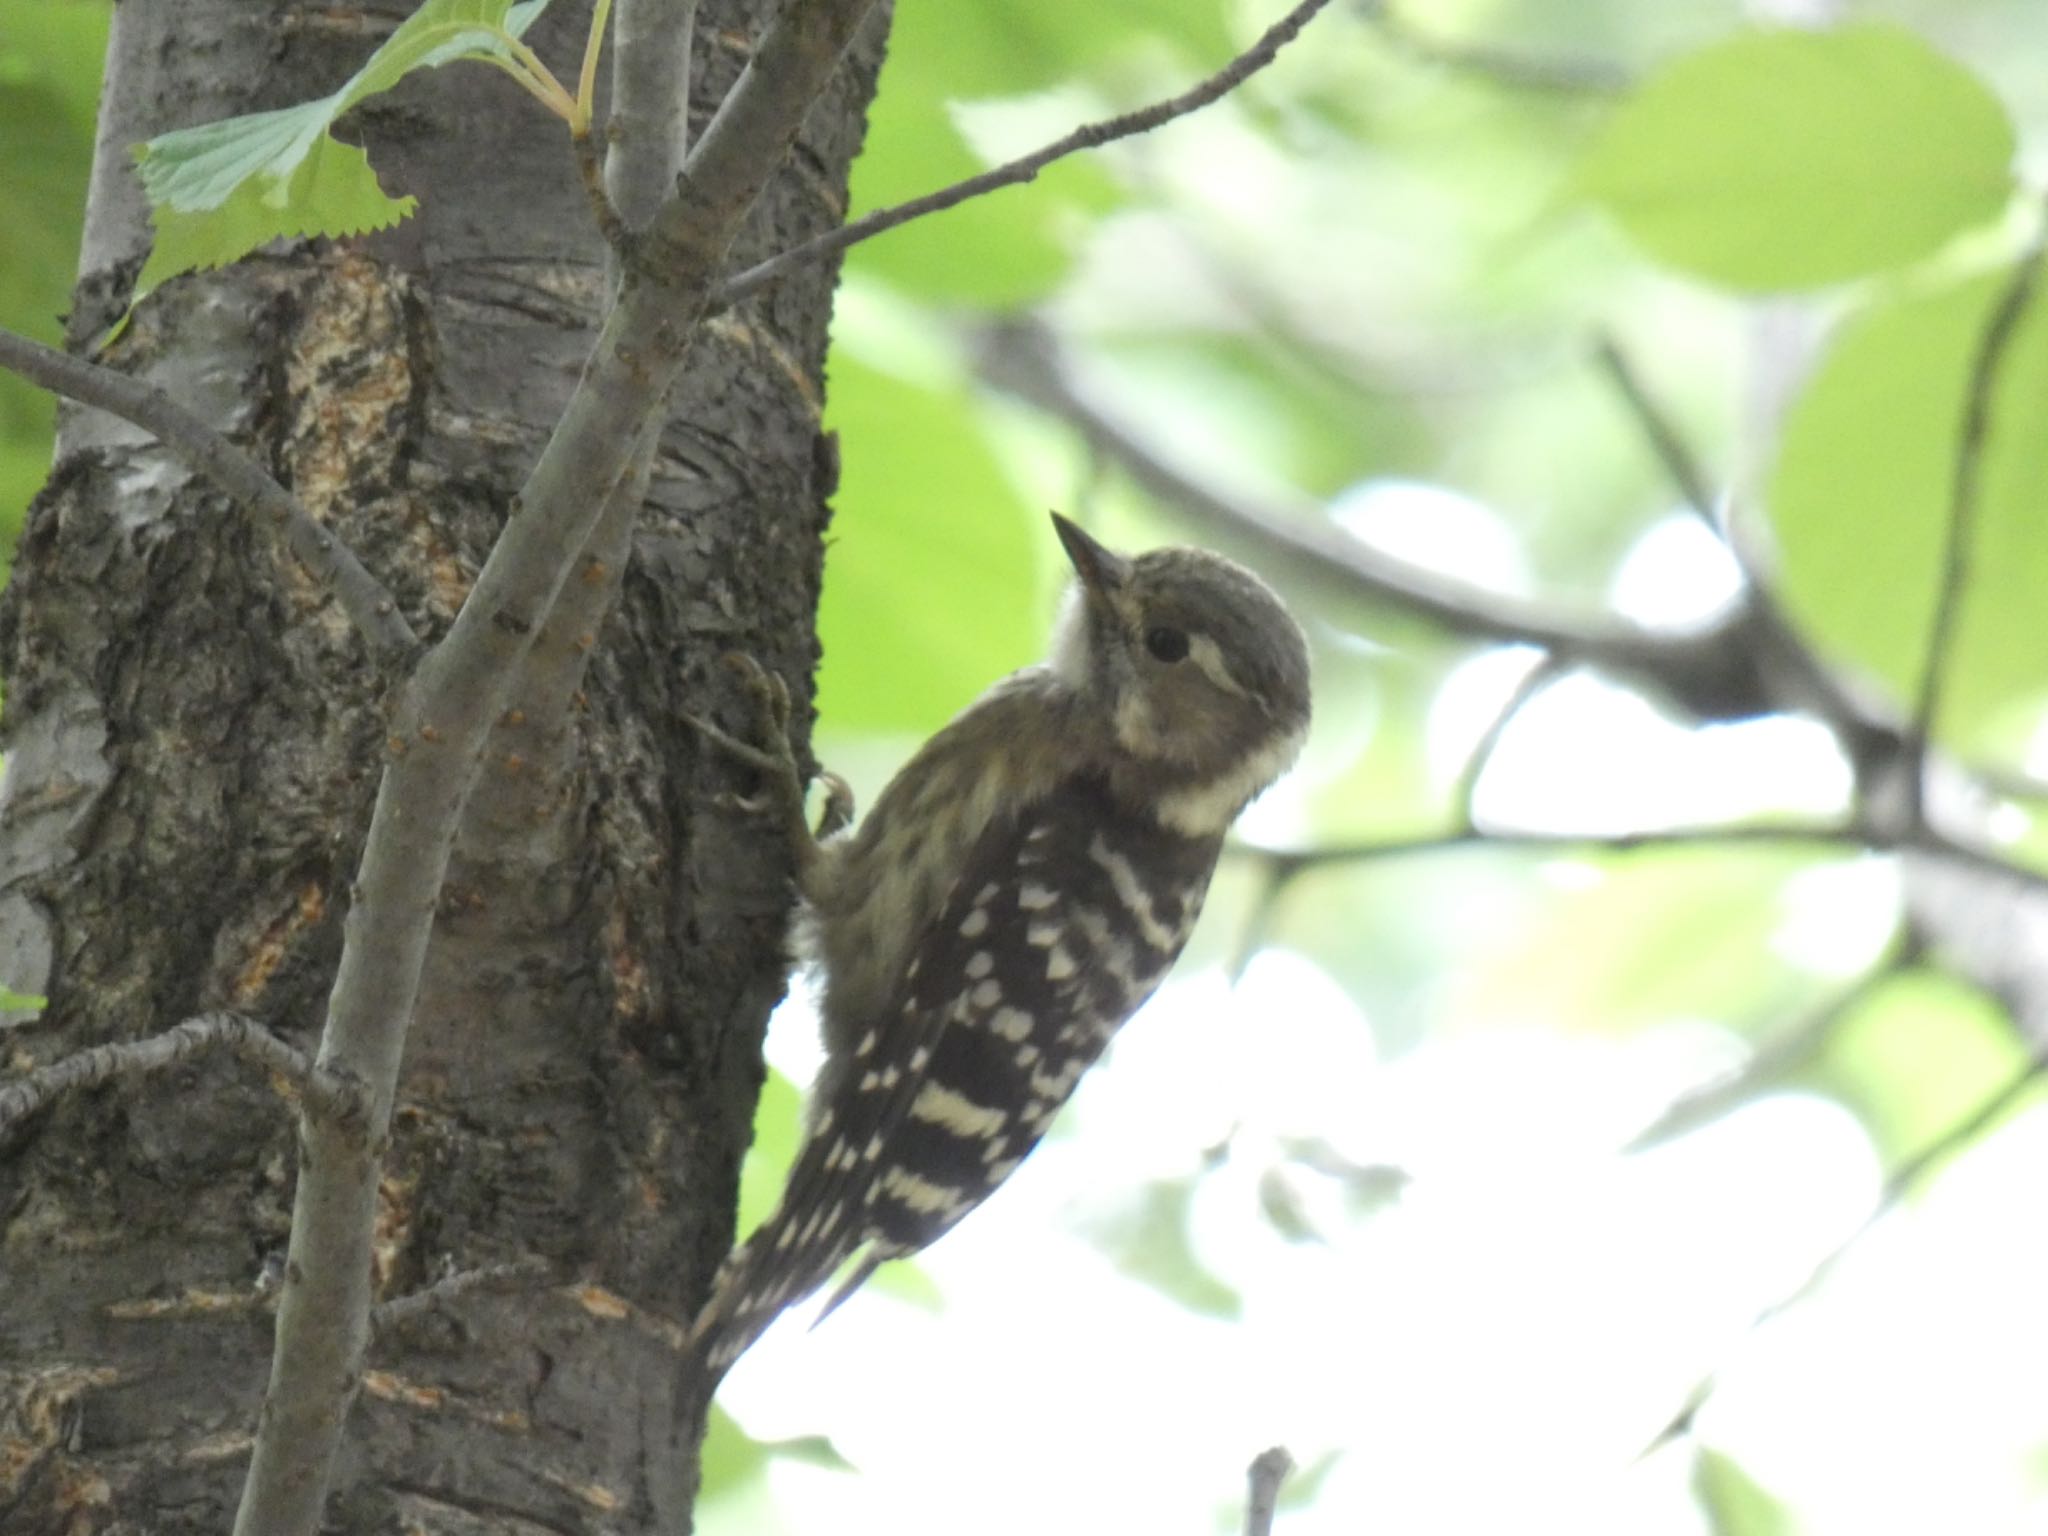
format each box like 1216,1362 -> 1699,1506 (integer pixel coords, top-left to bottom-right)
1047,513 -> 1311,835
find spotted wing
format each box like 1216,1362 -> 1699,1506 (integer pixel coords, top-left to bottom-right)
688,774 -> 1222,1379
845,773 -> 1223,1267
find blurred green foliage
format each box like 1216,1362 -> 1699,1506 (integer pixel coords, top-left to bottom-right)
16,2 -> 2048,1529
0,0 -> 108,565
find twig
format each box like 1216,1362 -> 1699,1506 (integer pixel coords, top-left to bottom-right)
1244,1446 -> 1294,1536
712,0 -> 1339,308
573,128 -> 635,256
1592,338 -> 1720,527
1260,816 -> 2048,900
1451,651 -> 1557,829
607,0 -> 698,228
1644,1046 -> 2048,1451
1623,940 -> 1918,1154
1593,333 -> 1893,759
0,327 -> 416,663
1907,242 -> 2048,826
0,1011 -> 365,1148
1359,0 -> 1630,95
370,1256 -> 554,1338
1222,854 -> 1303,986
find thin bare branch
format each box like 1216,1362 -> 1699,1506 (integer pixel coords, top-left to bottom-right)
984,321 -> 1667,654
573,128 -> 635,257
1592,337 -> 1719,526
371,1256 -> 554,1339
0,327 -> 416,662
1263,816 -> 2048,901
0,1011 -> 364,1148
1592,334 -> 1886,744
1623,941 -> 1918,1154
1644,1046 -> 2048,1452
1221,853 -> 1304,986
1244,1446 -> 1295,1536
713,0 -> 1339,308
608,0 -> 698,228
1908,242 -> 2048,825
1451,651 -> 1556,828
1359,0 -> 1630,94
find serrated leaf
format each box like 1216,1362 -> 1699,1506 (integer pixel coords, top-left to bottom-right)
1578,23 -> 2016,290
1769,265 -> 2048,756
135,137 -> 419,299
130,0 -> 553,304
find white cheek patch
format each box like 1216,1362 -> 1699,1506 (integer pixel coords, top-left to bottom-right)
1113,689 -> 1160,756
1186,633 -> 1246,697
1154,720 -> 1310,837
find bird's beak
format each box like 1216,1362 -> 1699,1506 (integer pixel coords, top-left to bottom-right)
1050,513 -> 1129,603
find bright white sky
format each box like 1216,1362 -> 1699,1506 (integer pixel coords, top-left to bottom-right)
699,492 -> 2048,1535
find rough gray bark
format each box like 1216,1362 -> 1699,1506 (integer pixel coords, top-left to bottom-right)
0,2 -> 885,1532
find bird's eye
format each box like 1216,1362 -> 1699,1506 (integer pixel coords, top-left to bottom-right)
1145,625 -> 1190,663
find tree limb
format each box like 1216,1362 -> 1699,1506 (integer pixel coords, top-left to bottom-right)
1260,816 -> 2048,900
0,1011 -> 364,1149
1622,940 -> 1918,1155
977,315 -> 1784,720
1244,1445 -> 1294,1536
712,0 -> 1340,308
231,4 -> 885,1532
1591,334 -> 1891,754
370,1256 -> 554,1339
0,327 -> 417,663
1450,651 -> 1556,828
608,0 -> 699,228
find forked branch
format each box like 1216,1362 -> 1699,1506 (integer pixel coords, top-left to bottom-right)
0,327 -> 416,662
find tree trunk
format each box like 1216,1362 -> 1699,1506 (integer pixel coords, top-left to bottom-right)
0,2 -> 884,1531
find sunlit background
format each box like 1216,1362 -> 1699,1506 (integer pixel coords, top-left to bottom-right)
9,0 -> 2048,1532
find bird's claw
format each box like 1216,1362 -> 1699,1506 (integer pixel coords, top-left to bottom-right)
687,653 -> 851,870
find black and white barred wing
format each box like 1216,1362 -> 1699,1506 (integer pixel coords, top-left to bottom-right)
687,776 -> 1223,1379
851,774 -> 1224,1262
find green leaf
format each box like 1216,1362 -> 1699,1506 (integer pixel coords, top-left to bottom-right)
1693,1448 -> 1796,1536
130,0 -> 552,304
0,987 -> 48,1014
861,1253 -> 944,1312
1578,23 -> 2016,290
841,0 -> 1254,304
1768,265 -> 2048,756
699,1406 -> 853,1501
136,136 -> 419,302
0,0 -> 107,567
817,353 -> 1044,733
735,1068 -> 803,1238
1444,847 -> 1842,1037
1805,968 -> 2034,1162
